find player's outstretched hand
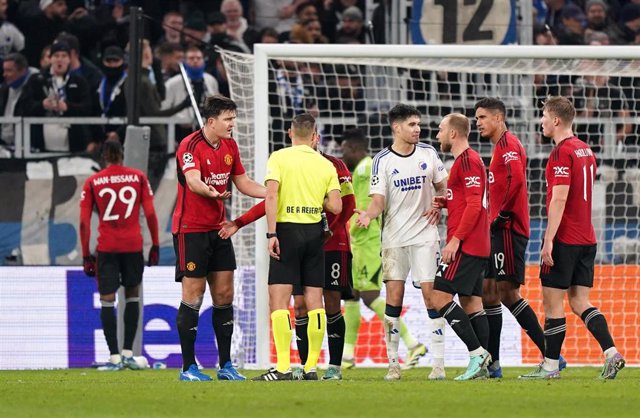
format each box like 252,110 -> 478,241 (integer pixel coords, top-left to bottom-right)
148,245 -> 159,266
83,255 -> 96,277
491,211 -> 512,231
218,221 -> 239,239
354,208 -> 370,228
423,208 -> 441,225
432,196 -> 447,209
208,186 -> 231,200
268,237 -> 280,260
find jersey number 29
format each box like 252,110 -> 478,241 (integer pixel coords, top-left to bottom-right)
98,186 -> 138,221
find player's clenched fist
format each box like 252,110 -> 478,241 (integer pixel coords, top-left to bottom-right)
83,255 -> 96,277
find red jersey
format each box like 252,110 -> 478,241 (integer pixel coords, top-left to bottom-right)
80,164 -> 155,253
446,148 -> 490,257
488,131 -> 530,238
322,153 -> 355,252
172,130 -> 245,234
545,136 -> 597,245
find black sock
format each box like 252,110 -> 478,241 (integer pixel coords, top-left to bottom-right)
439,301 -> 481,352
469,310 -> 489,351
295,315 -> 309,365
123,298 -> 139,351
327,312 -> 345,367
509,299 -> 545,355
543,317 -> 566,360
484,304 -> 502,363
213,304 -> 234,368
100,303 -> 119,355
581,307 -> 615,352
176,301 -> 200,372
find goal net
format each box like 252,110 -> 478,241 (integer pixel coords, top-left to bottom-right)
222,45 -> 640,368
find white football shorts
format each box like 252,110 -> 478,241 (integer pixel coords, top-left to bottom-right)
381,241 -> 441,286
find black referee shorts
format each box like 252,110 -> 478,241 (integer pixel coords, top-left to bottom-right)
269,222 -> 324,289
486,228 -> 528,285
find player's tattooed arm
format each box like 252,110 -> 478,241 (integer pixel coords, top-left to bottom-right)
424,179 -> 447,225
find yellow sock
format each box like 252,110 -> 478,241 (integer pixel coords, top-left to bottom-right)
305,308 -> 326,373
271,309 -> 292,373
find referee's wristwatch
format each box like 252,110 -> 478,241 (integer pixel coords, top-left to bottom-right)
266,232 -> 277,239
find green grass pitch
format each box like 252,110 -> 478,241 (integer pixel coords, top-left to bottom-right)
1,367 -> 638,418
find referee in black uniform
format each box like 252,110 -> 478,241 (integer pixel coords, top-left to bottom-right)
253,113 -> 342,381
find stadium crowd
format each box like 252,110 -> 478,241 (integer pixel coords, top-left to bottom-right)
0,0 -> 638,163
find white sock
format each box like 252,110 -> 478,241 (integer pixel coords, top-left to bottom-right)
543,357 -> 559,371
109,354 -> 121,364
121,349 -> 133,358
384,314 -> 400,366
428,316 -> 445,367
604,347 -> 619,359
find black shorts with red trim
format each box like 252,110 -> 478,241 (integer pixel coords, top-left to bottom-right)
268,222 -> 325,288
293,251 -> 354,299
434,252 -> 488,297
486,228 -> 528,285
96,251 -> 144,295
539,241 -> 596,290
173,231 -> 236,281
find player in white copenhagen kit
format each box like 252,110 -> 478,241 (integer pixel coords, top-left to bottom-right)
356,104 -> 448,380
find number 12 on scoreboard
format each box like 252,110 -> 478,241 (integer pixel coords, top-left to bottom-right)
410,0 -> 517,45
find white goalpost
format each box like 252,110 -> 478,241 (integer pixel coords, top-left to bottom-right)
222,44 -> 640,369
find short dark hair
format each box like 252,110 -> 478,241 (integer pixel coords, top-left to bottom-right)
4,52 -> 28,71
341,128 -> 368,150
474,97 -> 506,116
102,139 -> 124,164
203,94 -> 237,119
388,104 -> 421,125
55,32 -> 80,53
291,113 -> 316,138
543,96 -> 575,124
157,42 -> 183,56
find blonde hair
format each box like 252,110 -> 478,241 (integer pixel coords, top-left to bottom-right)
446,113 -> 470,138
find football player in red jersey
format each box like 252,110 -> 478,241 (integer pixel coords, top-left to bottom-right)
474,97 -> 556,378
79,140 -> 159,371
217,132 -> 356,381
173,95 -> 266,381
520,96 -> 625,380
431,113 -> 492,381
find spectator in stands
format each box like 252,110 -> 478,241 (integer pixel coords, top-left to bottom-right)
0,53 -> 35,155
289,18 -> 328,43
55,32 -> 102,93
278,2 -> 319,42
156,42 -> 184,82
158,11 -> 184,47
611,3 -> 640,44
573,75 -> 632,153
545,0 -> 570,34
584,30 -> 610,45
207,11 -> 250,52
22,41 -> 91,153
183,13 -> 208,48
556,3 -> 586,45
585,0 -> 612,34
162,46 -> 219,140
336,6 -> 365,43
221,0 -> 248,44
261,27 -> 280,43
39,45 -> 51,73
20,0 -> 68,67
94,45 -> 127,147
129,39 -> 165,101
0,0 -> 25,67
253,0 -> 304,33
